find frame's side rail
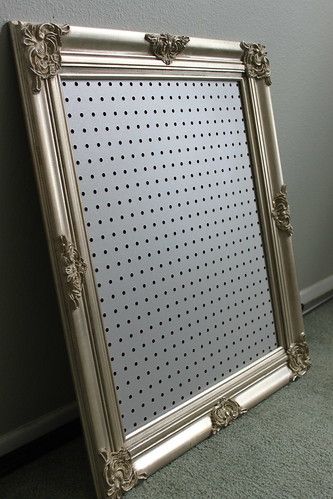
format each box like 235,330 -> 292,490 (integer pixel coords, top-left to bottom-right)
240,78 -> 285,352
246,79 -> 305,349
47,75 -> 124,445
9,22 -> 123,499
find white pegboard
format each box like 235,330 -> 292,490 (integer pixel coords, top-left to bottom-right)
62,78 -> 278,435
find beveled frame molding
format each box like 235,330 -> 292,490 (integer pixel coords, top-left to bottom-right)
10,21 -> 308,498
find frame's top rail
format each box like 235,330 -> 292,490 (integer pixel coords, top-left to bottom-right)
63,26 -> 242,60
11,21 -> 243,64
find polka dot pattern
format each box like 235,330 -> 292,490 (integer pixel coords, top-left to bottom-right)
62,79 -> 278,435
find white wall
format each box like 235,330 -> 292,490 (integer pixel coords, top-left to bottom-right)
0,0 -> 332,447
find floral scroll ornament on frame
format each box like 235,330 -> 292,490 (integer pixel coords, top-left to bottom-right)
241,41 -> 272,86
19,22 -> 69,93
99,448 -> 147,498
56,235 -> 87,310
287,332 -> 311,381
144,32 -> 190,65
210,398 -> 247,434
272,184 -> 293,236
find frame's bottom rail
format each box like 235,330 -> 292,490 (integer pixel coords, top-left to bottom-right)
133,364 -> 292,477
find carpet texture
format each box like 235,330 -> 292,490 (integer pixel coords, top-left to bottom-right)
0,300 -> 332,498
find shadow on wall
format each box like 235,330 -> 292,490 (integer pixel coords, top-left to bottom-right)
0,24 -> 75,436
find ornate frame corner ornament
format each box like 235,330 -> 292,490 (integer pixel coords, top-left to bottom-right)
19,22 -> 69,93
56,235 -> 87,310
210,398 -> 247,434
287,333 -> 311,381
144,33 -> 190,65
99,448 -> 147,498
240,41 -> 271,86
272,184 -> 293,236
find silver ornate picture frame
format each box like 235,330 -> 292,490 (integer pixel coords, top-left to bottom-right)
10,21 -> 310,499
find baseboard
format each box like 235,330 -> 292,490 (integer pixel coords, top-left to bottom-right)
0,402 -> 78,457
300,274 -> 333,314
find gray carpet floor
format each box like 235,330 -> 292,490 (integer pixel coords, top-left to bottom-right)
0,300 -> 332,499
